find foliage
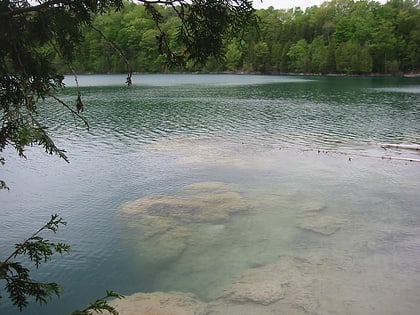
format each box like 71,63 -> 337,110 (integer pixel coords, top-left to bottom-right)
173,0 -> 256,65
67,0 -> 420,75
0,215 -> 70,310
244,0 -> 420,74
69,290 -> 124,315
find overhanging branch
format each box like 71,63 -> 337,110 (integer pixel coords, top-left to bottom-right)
0,0 -> 184,17
0,0 -> 72,16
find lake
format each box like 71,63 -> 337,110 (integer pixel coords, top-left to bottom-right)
1,74 -> 419,314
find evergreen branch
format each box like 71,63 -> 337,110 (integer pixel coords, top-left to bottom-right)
3,214 -> 69,265
29,112 -> 71,162
69,290 -> 124,315
88,24 -> 133,86
3,267 -> 62,310
138,0 -> 183,5
48,93 -> 90,131
145,2 -> 186,68
0,216 -> 122,313
0,215 -> 68,310
50,40 -> 86,115
0,0 -> 72,16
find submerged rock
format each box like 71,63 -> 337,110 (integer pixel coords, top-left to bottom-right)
296,215 -> 346,236
122,192 -> 245,224
180,181 -> 242,195
110,291 -> 206,315
293,200 -> 346,236
296,200 -> 327,215
127,215 -> 174,240
120,181 -> 247,265
218,278 -> 287,305
121,181 -> 246,224
110,257 -> 321,315
215,256 -> 319,313
132,226 -> 191,266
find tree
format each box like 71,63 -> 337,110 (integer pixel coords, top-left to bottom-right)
252,41 -> 270,72
1,0 -> 257,312
287,39 -> 310,72
308,35 -> 328,73
335,40 -> 355,73
369,19 -> 398,73
225,40 -> 245,71
351,45 -> 373,73
55,1 -> 420,76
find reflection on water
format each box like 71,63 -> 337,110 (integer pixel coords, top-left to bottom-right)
1,74 -> 420,314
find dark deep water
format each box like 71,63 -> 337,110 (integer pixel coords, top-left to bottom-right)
1,74 -> 419,314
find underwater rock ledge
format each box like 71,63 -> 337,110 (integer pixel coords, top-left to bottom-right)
119,181 -> 248,266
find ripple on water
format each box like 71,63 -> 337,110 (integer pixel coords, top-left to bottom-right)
2,74 -> 420,315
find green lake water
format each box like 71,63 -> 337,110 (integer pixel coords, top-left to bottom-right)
1,74 -> 419,314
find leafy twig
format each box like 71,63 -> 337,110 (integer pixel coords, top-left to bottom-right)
0,215 -> 70,310
4,214 -> 69,265
70,290 -> 124,315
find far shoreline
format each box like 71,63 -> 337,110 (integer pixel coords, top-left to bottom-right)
64,70 -> 420,78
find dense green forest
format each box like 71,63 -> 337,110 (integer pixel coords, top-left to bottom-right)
64,0 -> 420,75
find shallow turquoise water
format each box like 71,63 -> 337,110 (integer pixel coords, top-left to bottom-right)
1,74 -> 419,314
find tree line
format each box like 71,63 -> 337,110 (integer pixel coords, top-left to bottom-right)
64,0 -> 420,75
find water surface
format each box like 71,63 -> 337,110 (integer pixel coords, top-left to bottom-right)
1,74 -> 419,314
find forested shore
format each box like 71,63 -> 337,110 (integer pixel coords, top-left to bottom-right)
61,0 -> 420,76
